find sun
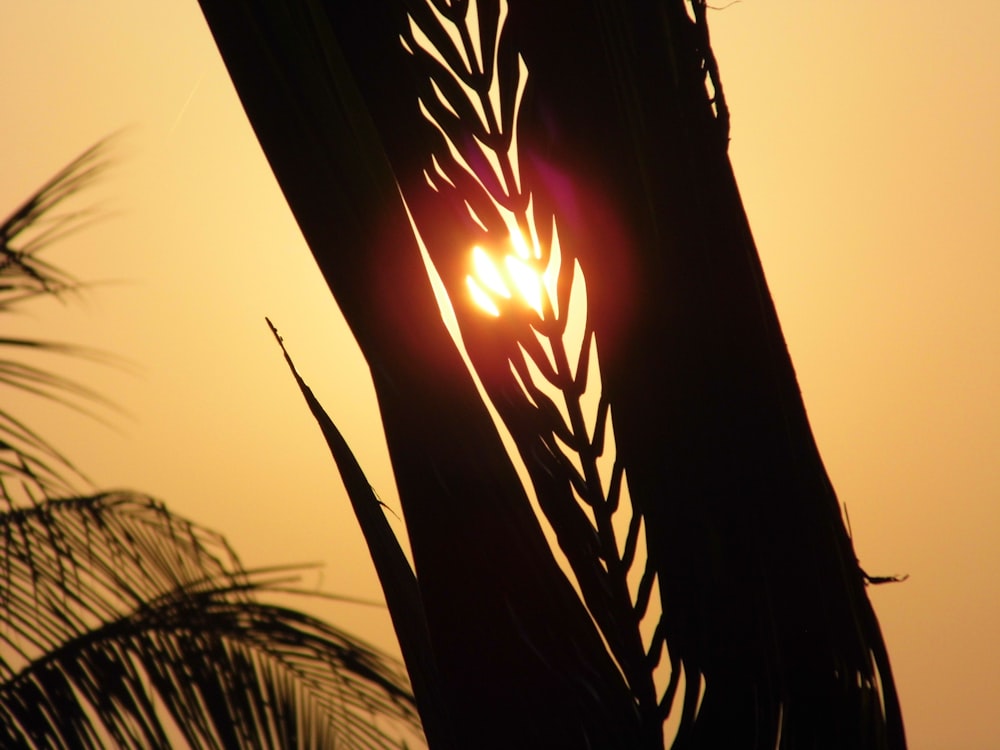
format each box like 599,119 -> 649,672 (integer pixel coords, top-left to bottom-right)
466,242 -> 546,318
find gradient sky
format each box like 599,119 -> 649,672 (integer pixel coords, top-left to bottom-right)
3,3 -> 998,748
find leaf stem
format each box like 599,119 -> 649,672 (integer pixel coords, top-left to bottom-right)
544,316 -> 659,726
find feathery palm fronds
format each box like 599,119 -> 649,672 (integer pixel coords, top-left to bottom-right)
401,4 -> 675,738
0,491 -> 421,749
0,139 -> 108,308
0,142 -> 423,748
0,138 -> 118,498
202,2 -> 647,746
200,1 -> 906,748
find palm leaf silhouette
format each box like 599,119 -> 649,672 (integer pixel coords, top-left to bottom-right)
200,1 -> 906,747
0,144 -> 423,749
203,3 -> 645,747
0,138 -> 118,497
0,492 -> 420,749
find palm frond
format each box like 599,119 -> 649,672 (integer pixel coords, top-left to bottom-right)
0,492 -> 421,749
200,1 -> 906,748
200,1 -> 647,746
0,137 -> 122,497
0,138 -> 111,308
398,4 -> 681,740
268,319 -> 455,750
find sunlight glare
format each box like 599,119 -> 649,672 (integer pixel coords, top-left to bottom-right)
472,246 -> 511,299
467,276 -> 501,317
468,233 -> 548,317
511,229 -> 532,259
506,255 -> 544,315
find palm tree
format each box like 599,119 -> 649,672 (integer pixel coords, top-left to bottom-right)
0,141 -> 422,749
199,1 -> 906,747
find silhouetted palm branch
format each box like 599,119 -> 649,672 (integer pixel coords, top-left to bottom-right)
200,1 -> 906,747
0,139 -> 107,308
0,143 -> 423,748
0,138 -> 118,497
0,492 -> 420,749
403,4 -> 678,733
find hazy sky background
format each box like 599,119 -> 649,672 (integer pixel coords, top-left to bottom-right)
2,3 -> 998,748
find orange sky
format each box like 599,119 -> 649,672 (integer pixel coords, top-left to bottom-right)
2,3 -> 998,747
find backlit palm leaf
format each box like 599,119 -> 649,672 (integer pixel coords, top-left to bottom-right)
403,5 -> 675,738
200,1 -> 906,748
201,2 -> 647,746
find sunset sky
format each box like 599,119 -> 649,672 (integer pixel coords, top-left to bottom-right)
2,2 -> 998,747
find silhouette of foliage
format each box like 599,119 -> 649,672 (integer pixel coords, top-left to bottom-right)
0,144 -> 423,749
200,1 -> 906,747
0,492 -> 420,750
0,139 -> 114,497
